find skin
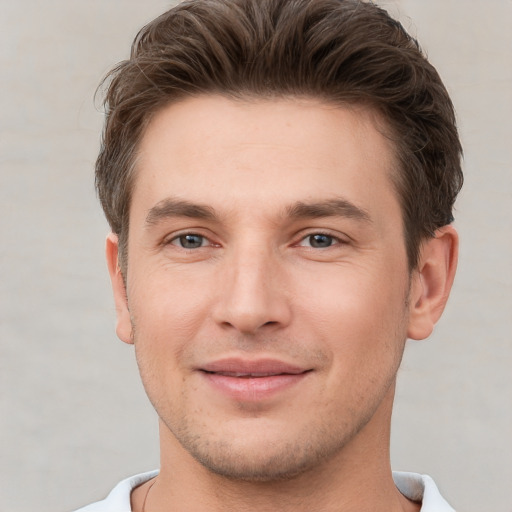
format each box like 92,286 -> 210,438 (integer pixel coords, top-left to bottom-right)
106,96 -> 458,511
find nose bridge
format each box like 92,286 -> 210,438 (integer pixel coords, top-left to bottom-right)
213,238 -> 290,333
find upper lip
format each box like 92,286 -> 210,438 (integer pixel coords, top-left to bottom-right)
199,358 -> 309,376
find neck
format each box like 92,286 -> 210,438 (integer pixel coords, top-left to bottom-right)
133,384 -> 420,512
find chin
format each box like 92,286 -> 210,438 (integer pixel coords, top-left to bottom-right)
191,444 -> 324,482
171,418 -> 357,483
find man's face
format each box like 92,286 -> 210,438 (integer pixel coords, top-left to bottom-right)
114,96 -> 420,480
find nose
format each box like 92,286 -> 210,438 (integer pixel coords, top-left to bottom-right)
212,244 -> 292,334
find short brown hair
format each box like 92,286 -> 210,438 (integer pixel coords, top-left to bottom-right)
96,0 -> 463,270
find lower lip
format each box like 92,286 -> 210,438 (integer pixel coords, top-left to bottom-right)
201,372 -> 309,401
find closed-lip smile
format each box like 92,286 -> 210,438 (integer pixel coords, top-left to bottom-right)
198,358 -> 312,401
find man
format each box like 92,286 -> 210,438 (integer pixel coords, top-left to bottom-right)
76,0 -> 462,510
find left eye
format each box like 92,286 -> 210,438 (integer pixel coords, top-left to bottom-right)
170,234 -> 208,249
299,234 -> 338,248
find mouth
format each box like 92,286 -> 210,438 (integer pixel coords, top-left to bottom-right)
198,358 -> 312,401
200,358 -> 308,375
205,371 -> 298,378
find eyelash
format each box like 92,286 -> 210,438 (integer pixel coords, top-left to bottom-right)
167,233 -> 214,249
165,231 -> 344,250
297,232 -> 343,249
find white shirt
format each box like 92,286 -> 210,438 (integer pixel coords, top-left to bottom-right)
74,470 -> 455,511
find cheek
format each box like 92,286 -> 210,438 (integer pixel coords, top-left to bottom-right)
128,268 -> 214,377
130,262 -> 213,327
293,262 -> 409,360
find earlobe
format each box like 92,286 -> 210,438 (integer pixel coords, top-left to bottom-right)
106,233 -> 134,344
407,225 -> 459,341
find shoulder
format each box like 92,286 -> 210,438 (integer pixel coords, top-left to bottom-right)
72,470 -> 159,512
392,471 -> 455,512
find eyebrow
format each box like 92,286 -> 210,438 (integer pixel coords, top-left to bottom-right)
144,196 -> 371,227
285,199 -> 371,223
145,198 -> 217,227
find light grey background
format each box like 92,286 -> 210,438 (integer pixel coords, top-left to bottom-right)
1,1 -> 510,511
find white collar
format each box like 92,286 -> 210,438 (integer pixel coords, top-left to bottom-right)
393,471 -> 455,511
75,470 -> 454,511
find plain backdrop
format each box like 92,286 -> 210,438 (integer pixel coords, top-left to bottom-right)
1,1 -> 511,511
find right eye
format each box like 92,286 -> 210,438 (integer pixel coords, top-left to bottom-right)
169,234 -> 209,249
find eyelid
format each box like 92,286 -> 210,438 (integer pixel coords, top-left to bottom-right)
171,234 -> 208,248
162,230 -> 219,248
160,228 -> 348,249
294,230 -> 347,247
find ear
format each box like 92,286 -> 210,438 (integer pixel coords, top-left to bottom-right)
105,233 -> 133,344
407,225 -> 459,340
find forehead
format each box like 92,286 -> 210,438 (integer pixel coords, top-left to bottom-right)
132,95 -> 399,222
